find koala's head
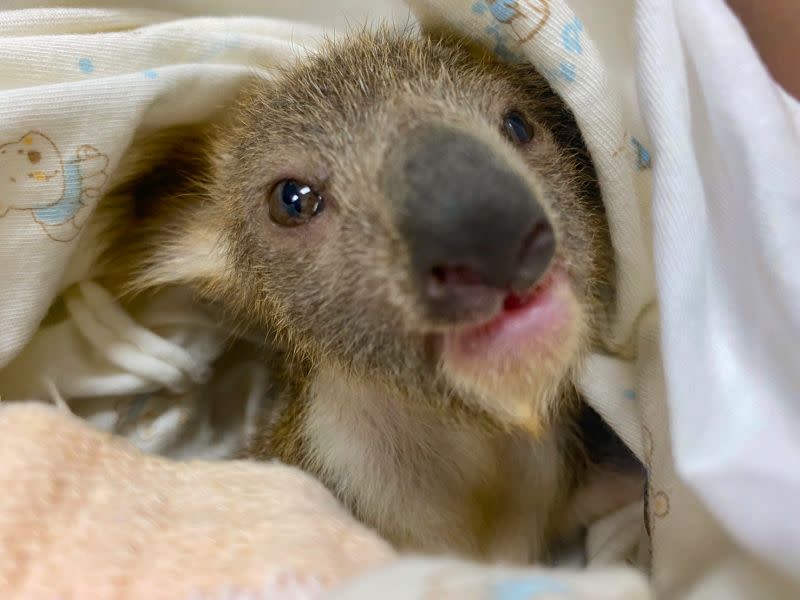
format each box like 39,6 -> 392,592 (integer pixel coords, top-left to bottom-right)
137,30 -> 614,430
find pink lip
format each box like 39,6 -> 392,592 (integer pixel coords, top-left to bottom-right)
443,265 -> 571,357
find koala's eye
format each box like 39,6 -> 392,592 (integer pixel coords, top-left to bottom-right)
503,111 -> 533,145
269,179 -> 325,227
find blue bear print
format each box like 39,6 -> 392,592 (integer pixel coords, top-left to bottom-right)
473,0 -> 553,47
480,0 -> 519,23
484,23 -> 527,63
0,131 -> 109,242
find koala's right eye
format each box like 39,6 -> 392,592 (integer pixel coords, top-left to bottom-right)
269,179 -> 325,227
503,111 -> 533,145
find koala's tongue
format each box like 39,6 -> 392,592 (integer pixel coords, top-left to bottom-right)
448,265 -> 571,355
502,284 -> 547,312
439,265 -> 578,433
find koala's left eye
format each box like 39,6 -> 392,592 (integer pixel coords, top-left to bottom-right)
269,179 -> 325,227
503,111 -> 533,145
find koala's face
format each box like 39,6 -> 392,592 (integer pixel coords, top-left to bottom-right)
0,132 -> 64,211
206,32 -> 613,428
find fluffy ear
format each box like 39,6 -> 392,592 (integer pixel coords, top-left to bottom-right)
106,125 -> 210,221
94,125 -> 232,296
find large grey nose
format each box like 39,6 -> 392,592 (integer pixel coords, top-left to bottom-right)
382,126 -> 556,324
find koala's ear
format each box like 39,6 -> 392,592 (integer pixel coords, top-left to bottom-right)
97,124 -> 232,294
107,125 -> 209,220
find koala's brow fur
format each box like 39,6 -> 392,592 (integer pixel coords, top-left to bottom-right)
94,28 -> 638,563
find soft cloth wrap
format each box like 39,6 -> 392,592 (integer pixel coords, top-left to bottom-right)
1,2 -> 799,599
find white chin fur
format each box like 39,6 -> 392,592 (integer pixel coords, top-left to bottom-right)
439,300 -> 585,432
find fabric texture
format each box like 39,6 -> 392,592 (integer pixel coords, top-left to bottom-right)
406,2 -> 800,597
1,1 -> 799,599
0,402 -> 395,600
0,7 -> 323,458
0,400 -> 648,600
635,0 -> 800,585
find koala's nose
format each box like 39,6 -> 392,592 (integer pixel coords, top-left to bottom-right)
383,126 -> 556,324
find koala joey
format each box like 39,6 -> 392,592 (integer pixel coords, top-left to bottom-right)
98,29 -> 643,564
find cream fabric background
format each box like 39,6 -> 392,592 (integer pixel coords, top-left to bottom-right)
2,2 -> 799,599
6,0 -> 410,29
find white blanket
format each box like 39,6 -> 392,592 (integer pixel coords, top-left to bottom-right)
636,0 -> 800,586
0,7 -> 325,459
1,2 -> 798,598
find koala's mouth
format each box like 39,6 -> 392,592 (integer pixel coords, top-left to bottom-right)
441,263 -> 574,360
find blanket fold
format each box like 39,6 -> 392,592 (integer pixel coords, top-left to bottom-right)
0,402 -> 395,600
1,1 -> 799,598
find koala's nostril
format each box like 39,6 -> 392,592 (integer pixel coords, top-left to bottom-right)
424,264 -> 504,323
519,221 -> 555,264
427,264 -> 487,299
513,219 -> 556,294
27,150 -> 41,164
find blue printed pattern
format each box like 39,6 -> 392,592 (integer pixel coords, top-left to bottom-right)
558,62 -> 576,82
558,16 -> 583,83
472,1 -> 525,62
76,31 -> 244,81
0,131 -> 109,242
470,2 -> 585,85
478,0 -> 552,42
632,137 -> 652,169
78,57 -> 94,73
78,53 -> 159,80
484,23 -> 526,63
33,159 -> 82,224
491,577 -> 568,599
561,16 -> 583,54
480,0 -> 518,22
471,1 -> 555,63
193,32 -> 243,62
